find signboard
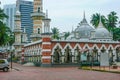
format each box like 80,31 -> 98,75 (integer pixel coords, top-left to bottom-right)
81,53 -> 87,61
100,52 -> 109,66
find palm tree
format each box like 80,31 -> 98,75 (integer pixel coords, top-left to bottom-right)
107,11 -> 118,31
112,28 -> 120,40
64,32 -> 70,40
51,27 -> 60,39
90,13 -> 100,28
90,13 -> 107,28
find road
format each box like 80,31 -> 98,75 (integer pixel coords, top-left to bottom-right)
0,63 -> 120,80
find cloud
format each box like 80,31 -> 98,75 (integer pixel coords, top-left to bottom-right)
1,0 -> 120,32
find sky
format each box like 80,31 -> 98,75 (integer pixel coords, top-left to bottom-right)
0,0 -> 120,32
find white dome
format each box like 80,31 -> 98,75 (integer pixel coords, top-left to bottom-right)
94,21 -> 112,39
75,18 -> 95,39
16,10 -> 21,15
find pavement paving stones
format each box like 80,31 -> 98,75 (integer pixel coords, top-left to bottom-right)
0,63 -> 120,80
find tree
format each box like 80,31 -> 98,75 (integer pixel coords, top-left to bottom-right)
112,28 -> 120,41
51,27 -> 60,40
107,11 -> 118,31
0,20 -> 12,46
64,32 -> 70,40
90,13 -> 107,28
90,13 -> 100,28
0,8 -> 8,21
0,8 -> 13,46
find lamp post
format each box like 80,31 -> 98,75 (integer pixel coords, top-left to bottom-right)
11,51 -> 13,69
9,33 -> 15,69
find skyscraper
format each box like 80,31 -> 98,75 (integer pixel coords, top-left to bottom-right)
4,4 -> 16,32
17,0 -> 33,42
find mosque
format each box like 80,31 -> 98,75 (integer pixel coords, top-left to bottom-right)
14,0 -> 120,67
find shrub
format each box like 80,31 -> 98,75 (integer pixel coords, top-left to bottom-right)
34,62 -> 41,67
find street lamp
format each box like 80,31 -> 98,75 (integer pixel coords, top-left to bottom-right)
11,51 -> 13,69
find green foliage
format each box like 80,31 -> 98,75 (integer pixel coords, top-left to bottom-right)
64,32 -> 70,40
0,8 -> 14,46
51,27 -> 60,40
90,13 -> 107,28
21,61 -> 27,64
107,11 -> 118,30
0,8 -> 8,20
112,28 -> 120,41
34,62 -> 41,67
12,57 -> 19,62
90,13 -> 100,27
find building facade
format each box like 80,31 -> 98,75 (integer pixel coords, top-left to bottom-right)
4,4 -> 16,32
16,0 -> 120,67
17,0 -> 33,42
24,38 -> 120,67
30,0 -> 45,42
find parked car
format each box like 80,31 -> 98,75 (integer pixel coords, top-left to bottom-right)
0,59 -> 9,72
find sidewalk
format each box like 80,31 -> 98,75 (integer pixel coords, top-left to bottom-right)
81,66 -> 120,73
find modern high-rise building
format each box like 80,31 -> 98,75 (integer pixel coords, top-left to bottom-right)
17,0 -> 33,42
4,4 -> 16,32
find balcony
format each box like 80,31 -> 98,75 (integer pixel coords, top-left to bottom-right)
30,33 -> 42,38
14,29 -> 22,33
31,12 -> 45,17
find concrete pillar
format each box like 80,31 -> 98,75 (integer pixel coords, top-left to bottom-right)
113,49 -> 116,62
71,50 -> 74,63
21,47 -> 24,63
61,50 -> 64,63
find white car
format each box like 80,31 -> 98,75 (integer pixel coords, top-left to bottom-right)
0,59 -> 9,72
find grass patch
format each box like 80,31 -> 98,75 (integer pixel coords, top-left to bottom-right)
79,66 -> 120,74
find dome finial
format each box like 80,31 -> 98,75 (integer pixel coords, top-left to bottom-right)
46,9 -> 48,18
98,15 -> 104,28
81,11 -> 87,24
84,11 -> 85,19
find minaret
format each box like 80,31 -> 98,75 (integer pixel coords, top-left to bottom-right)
41,10 -> 52,67
43,10 -> 51,33
13,3 -> 23,55
22,28 -> 28,43
31,0 -> 45,42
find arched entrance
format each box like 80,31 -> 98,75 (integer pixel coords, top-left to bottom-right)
92,47 -> 98,62
74,46 -> 81,63
108,47 -> 113,64
116,47 -> 120,62
53,46 -> 62,63
64,46 -> 72,63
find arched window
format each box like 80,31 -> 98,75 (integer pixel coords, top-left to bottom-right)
38,7 -> 40,12
38,28 -> 40,34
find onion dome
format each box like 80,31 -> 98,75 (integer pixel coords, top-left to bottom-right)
94,17 -> 112,40
16,10 -> 21,16
74,12 -> 95,39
